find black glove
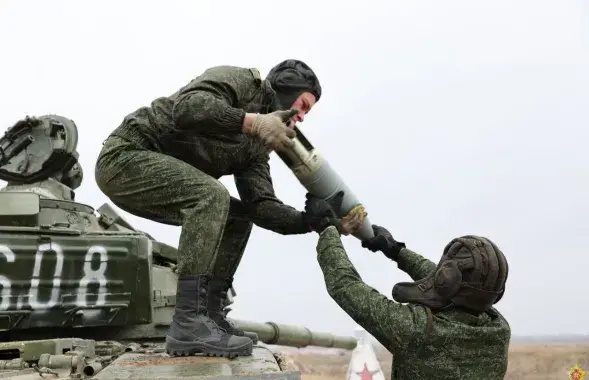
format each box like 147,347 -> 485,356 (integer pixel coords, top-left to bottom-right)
303,191 -> 344,233
361,224 -> 406,261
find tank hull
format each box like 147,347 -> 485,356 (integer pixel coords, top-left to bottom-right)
0,114 -> 358,379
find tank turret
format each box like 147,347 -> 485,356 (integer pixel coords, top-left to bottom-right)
0,115 -> 356,379
0,115 -> 82,201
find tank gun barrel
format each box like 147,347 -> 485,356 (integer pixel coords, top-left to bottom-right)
229,319 -> 357,350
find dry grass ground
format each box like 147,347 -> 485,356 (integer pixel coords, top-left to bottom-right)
278,341 -> 589,380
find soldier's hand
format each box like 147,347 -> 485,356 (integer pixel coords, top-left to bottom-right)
325,191 -> 366,236
303,192 -> 339,233
304,190 -> 365,236
338,207 -> 367,236
250,109 -> 297,152
361,225 -> 406,261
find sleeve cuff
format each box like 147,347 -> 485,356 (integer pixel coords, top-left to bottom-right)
317,225 -> 343,255
396,247 -> 411,269
217,107 -> 246,132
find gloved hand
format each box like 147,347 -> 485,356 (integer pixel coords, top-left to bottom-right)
303,192 -> 339,233
339,207 -> 366,236
361,224 -> 406,261
304,191 -> 366,235
249,109 -> 297,152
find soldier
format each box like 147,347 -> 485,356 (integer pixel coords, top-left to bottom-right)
94,60 -> 364,358
303,192 -> 511,379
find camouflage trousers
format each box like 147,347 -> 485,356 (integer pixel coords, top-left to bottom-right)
95,136 -> 251,278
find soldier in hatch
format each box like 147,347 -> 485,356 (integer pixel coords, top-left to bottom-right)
303,191 -> 511,380
94,60 -> 364,358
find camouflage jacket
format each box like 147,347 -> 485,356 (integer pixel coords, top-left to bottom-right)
110,66 -> 309,235
316,226 -> 511,380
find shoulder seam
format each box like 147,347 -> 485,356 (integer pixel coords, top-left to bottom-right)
248,68 -> 262,83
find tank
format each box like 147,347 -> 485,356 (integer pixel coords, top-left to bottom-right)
0,115 -> 357,379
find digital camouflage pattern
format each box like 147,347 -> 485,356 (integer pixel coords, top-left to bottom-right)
315,226 -> 511,380
95,66 -> 310,276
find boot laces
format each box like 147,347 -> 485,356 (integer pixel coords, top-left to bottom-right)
198,282 -> 226,334
218,291 -> 238,328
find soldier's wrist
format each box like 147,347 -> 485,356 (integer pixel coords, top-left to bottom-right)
300,212 -> 313,233
385,242 -> 406,261
242,113 -> 258,134
319,225 -> 340,238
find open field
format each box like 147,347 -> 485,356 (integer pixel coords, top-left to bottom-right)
276,340 -> 589,380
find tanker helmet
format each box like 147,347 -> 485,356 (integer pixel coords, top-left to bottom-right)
266,59 -> 322,110
392,235 -> 508,313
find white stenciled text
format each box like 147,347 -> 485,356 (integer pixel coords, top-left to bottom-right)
0,243 -> 109,310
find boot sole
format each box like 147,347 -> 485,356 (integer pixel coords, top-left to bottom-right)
165,336 -> 253,358
226,330 -> 259,345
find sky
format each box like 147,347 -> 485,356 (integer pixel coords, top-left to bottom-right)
0,0 -> 588,339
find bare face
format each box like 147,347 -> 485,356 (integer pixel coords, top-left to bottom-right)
287,92 -> 316,128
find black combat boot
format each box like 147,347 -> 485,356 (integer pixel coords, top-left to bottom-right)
165,274 -> 253,358
208,278 -> 260,345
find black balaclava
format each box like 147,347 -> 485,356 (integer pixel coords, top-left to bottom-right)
266,59 -> 322,111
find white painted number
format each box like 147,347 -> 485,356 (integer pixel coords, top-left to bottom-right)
76,245 -> 108,307
0,245 -> 16,311
0,243 -> 110,310
29,243 -> 64,309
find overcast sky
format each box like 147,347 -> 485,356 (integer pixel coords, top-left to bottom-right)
0,0 -> 587,339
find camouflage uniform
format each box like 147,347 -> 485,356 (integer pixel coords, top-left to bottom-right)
96,66 -> 310,276
314,226 -> 511,380
95,61 -> 323,357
